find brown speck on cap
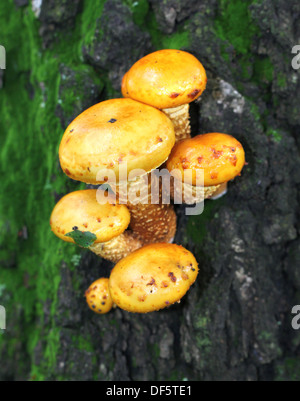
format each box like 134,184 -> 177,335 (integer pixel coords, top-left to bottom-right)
168,272 -> 177,282
146,278 -> 156,286
188,89 -> 200,99
211,148 -> 223,159
70,129 -> 74,133
170,92 -> 180,99
211,172 -> 218,179
108,118 -> 117,123
181,272 -> 189,280
229,154 -> 237,166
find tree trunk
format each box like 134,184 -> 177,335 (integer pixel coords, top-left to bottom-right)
0,0 -> 299,381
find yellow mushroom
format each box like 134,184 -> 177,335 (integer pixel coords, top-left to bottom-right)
166,133 -> 246,203
122,49 -> 207,142
109,243 -> 199,313
59,98 -> 177,245
50,189 -> 142,263
85,278 -> 114,314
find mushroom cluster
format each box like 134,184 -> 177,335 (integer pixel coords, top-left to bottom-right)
50,49 -> 246,314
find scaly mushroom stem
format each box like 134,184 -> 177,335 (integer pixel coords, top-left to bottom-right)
170,176 -> 221,204
111,174 -> 177,244
90,231 -> 143,263
162,104 -> 191,143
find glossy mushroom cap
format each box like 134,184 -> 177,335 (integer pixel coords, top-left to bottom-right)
109,243 -> 198,313
59,98 -> 175,184
122,49 -> 207,109
166,133 -> 245,187
85,278 -> 114,314
50,189 -> 130,243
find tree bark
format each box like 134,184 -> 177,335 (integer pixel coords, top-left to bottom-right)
0,0 -> 299,381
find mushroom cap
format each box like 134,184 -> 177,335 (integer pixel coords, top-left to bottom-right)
50,189 -> 130,244
122,49 -> 207,109
166,133 -> 245,187
85,278 -> 114,314
59,98 -> 175,184
109,243 -> 198,313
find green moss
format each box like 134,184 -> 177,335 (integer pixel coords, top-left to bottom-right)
194,315 -> 212,365
214,0 -> 274,93
253,57 -> 274,84
277,72 -> 287,88
250,102 -> 261,123
145,10 -> 190,50
72,333 -> 94,352
214,0 -> 260,55
80,0 -> 106,48
266,128 -> 282,143
186,199 -> 223,245
0,0 -> 98,379
275,358 -> 300,381
122,0 -> 149,28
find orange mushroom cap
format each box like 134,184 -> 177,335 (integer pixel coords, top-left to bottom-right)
109,243 -> 198,313
50,189 -> 130,244
122,49 -> 207,109
85,278 -> 114,314
166,133 -> 245,187
59,98 -> 175,184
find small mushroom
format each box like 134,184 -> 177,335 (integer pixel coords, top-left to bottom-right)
166,133 -> 245,203
108,243 -> 199,313
59,98 -> 177,245
50,189 -> 142,263
85,278 -> 114,314
122,49 -> 207,142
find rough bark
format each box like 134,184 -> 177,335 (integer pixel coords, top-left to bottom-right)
0,0 -> 299,381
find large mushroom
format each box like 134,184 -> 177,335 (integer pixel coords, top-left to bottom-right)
122,49 -> 207,142
50,189 -> 142,263
59,98 -> 177,245
109,243 -> 199,313
166,133 -> 246,204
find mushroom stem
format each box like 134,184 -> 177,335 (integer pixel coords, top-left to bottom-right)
111,175 -> 177,244
162,104 -> 191,143
170,177 -> 221,204
90,231 -> 143,263
210,182 -> 228,200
